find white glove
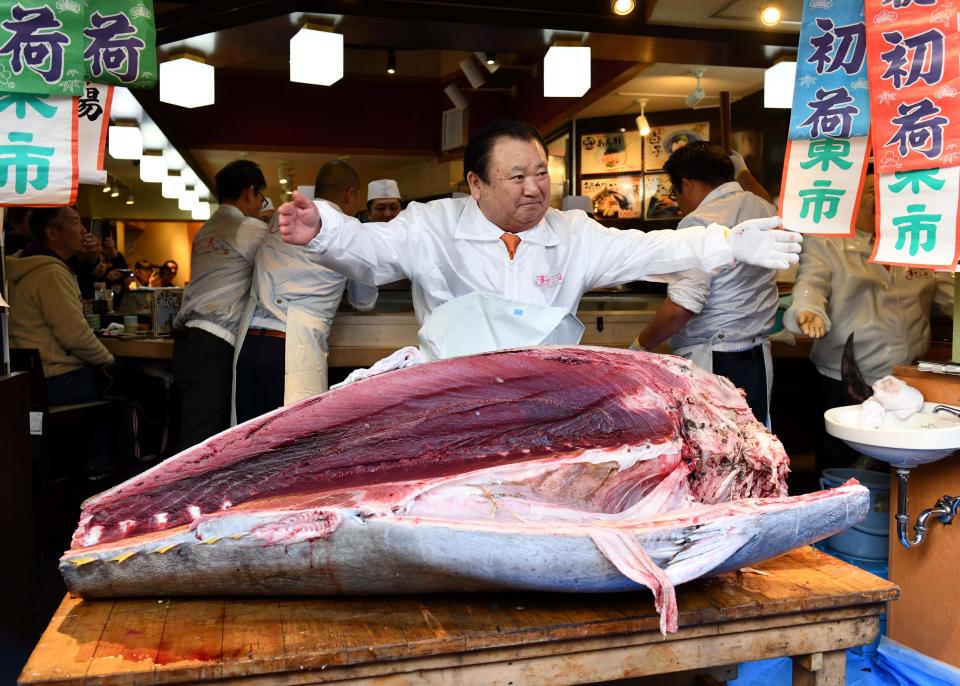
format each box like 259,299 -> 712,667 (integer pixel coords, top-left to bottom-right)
728,217 -> 803,270
729,151 -> 747,177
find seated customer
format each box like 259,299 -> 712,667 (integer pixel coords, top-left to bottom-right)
133,259 -> 155,288
5,207 -> 115,405
150,260 -> 178,287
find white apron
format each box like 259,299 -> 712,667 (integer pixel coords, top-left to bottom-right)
283,304 -> 329,405
418,292 -> 585,361
671,333 -> 773,426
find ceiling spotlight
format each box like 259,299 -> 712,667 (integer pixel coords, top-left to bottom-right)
444,82 -> 469,109
125,192 -> 135,206
459,57 -> 487,89
387,49 -> 396,75
485,52 -> 496,65
110,186 -> 120,198
759,1 -> 782,27
635,98 -> 651,137
278,162 -> 289,186
102,178 -> 112,194
686,68 -> 705,108
612,0 -> 636,15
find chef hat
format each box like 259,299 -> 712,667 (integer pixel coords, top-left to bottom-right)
562,195 -> 594,213
367,179 -> 401,201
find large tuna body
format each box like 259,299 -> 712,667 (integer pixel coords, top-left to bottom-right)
62,347 -> 868,634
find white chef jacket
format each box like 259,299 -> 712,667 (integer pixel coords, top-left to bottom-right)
249,215 -> 378,337
669,182 -> 779,352
784,230 -> 954,384
303,196 -> 738,325
175,204 -> 267,346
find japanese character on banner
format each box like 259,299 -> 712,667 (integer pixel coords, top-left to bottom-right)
82,0 -> 156,88
780,135 -> 872,236
0,1 -> 84,95
77,81 -> 112,185
872,166 -> 960,269
866,0 -> 960,174
789,0 -> 871,140
0,90 -> 77,205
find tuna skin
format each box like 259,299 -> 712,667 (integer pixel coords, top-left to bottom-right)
62,346 -> 869,636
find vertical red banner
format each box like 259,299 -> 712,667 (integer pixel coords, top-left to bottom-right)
865,0 -> 960,174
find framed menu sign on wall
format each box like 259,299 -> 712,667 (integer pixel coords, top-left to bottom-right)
582,176 -> 643,220
643,122 -> 710,172
579,131 -> 643,175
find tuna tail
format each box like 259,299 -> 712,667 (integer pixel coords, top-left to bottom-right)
841,333 -> 872,404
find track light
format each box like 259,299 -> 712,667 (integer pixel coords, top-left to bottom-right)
110,185 -> 120,198
612,0 -> 635,15
636,98 -> 650,137
125,191 -> 135,206
102,178 -> 112,194
759,1 -> 782,27
686,68 -> 705,108
459,57 -> 487,89
387,50 -> 396,75
485,52 -> 495,65
444,82 -> 468,109
278,162 -> 289,186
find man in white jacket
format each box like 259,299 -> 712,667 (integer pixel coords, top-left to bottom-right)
235,161 -> 377,422
784,173 -> 953,470
172,160 -> 268,450
278,119 -> 802,356
631,142 -> 779,424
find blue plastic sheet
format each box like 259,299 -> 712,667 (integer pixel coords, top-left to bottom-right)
729,639 -> 960,686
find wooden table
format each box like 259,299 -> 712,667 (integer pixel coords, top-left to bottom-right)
20,547 -> 897,686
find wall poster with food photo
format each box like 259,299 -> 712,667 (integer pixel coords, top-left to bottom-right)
643,173 -> 680,220
643,122 -> 710,172
582,176 -> 643,220
579,131 -> 643,176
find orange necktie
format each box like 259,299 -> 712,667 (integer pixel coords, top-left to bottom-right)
500,232 -> 521,260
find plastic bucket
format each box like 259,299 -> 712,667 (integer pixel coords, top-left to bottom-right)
819,468 -> 890,561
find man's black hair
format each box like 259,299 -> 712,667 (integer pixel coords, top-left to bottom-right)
215,159 -> 266,203
463,119 -> 547,184
27,207 -> 66,243
663,141 -> 735,193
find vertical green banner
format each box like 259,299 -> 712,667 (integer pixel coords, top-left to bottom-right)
0,1 -> 85,95
82,0 -> 156,89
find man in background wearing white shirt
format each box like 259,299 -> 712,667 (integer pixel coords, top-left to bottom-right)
277,119 -> 801,359
235,160 -> 377,422
173,160 -> 268,450
631,142 -> 779,423
365,179 -> 402,222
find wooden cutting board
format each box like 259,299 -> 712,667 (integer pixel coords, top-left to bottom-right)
20,547 -> 898,685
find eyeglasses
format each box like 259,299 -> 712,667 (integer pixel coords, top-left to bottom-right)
259,194 -> 269,210
668,186 -> 679,201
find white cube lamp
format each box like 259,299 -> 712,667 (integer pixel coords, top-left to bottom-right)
108,123 -> 142,160
543,45 -> 591,98
764,61 -> 797,109
162,171 -> 184,199
139,151 -> 166,183
160,55 -> 215,108
290,24 -> 343,86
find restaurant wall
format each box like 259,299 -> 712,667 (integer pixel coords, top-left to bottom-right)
377,158 -> 465,202
122,221 -> 200,287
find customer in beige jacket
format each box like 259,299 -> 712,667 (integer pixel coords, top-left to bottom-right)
6,207 -> 114,405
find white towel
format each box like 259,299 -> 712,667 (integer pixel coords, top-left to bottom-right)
859,397 -> 886,429
330,346 -> 424,390
872,376 -> 924,420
